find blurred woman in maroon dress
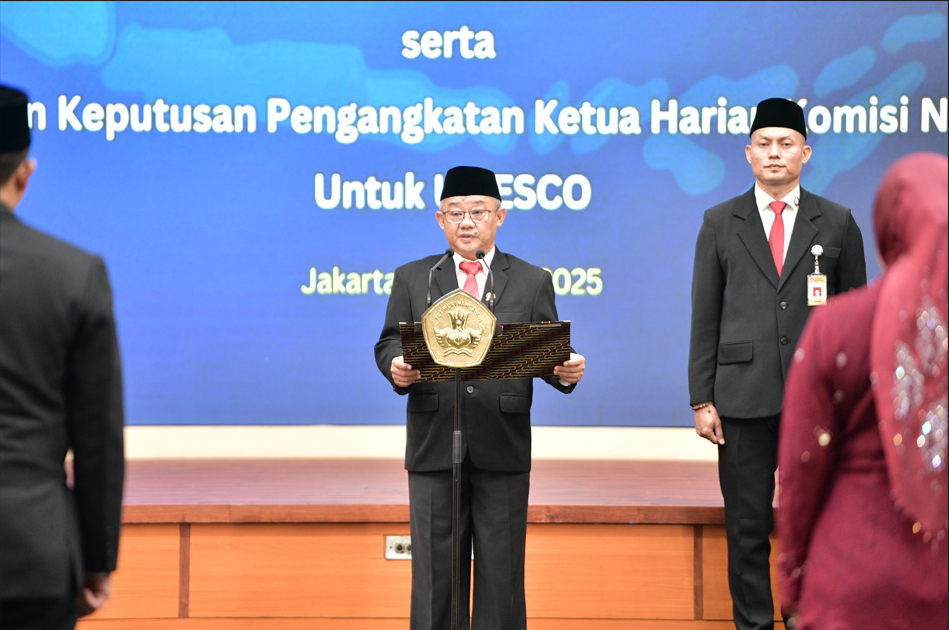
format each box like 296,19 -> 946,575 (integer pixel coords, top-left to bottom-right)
778,153 -> 948,629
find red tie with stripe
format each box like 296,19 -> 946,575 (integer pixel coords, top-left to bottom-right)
459,261 -> 482,297
769,201 -> 787,277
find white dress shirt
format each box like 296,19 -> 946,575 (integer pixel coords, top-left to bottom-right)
754,182 -> 800,265
452,247 -> 495,297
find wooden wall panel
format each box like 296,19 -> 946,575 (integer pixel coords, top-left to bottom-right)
702,526 -> 730,619
485,621 -> 779,630
701,526 -> 781,621
78,622 -> 330,630
188,523 -> 412,618
76,620 -> 405,629
529,621 -> 745,630
76,618 -> 782,630
73,520 -> 794,627
330,621 -> 410,630
524,524 -> 694,620
529,622 -> 783,630
770,536 -> 781,620
81,524 -> 179,620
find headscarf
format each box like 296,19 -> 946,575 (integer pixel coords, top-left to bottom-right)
871,152 -> 948,540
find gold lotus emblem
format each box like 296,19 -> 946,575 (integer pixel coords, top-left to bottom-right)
435,308 -> 483,355
421,289 -> 496,367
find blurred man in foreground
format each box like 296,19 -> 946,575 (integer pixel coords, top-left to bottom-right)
0,84 -> 125,630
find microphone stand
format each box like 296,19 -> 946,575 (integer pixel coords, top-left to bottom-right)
427,248 -> 455,309
450,250 -> 495,630
451,365 -> 463,630
424,246 -> 464,630
476,250 -> 495,313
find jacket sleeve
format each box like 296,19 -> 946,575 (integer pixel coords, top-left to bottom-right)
374,266 -> 413,395
835,210 -> 867,293
688,212 -> 724,405
530,269 -> 576,394
65,256 -> 125,574
777,308 -> 841,616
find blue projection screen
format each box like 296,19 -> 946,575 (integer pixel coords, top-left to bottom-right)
1,1 -> 946,426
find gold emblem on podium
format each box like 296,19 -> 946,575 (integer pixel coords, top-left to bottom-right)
422,289 -> 496,367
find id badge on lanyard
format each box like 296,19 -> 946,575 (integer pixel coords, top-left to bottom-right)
807,245 -> 827,306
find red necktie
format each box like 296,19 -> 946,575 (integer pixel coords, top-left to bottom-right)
769,200 -> 786,277
459,261 -> 481,297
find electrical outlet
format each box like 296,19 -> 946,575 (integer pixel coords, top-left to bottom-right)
385,535 -> 412,559
384,535 -> 475,559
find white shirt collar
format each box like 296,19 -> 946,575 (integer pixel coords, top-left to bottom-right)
453,246 -> 495,273
754,182 -> 800,213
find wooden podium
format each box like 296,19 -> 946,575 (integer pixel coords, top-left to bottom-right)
400,320 -> 571,382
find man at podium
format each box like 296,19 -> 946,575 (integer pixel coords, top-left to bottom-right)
375,165 -> 584,630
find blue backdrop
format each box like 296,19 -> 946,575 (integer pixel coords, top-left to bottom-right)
1,1 -> 946,426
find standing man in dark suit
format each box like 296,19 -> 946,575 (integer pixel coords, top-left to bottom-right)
0,84 -> 124,629
375,166 -> 585,630
688,98 -> 866,630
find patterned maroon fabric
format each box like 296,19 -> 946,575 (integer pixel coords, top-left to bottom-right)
871,152 -> 948,538
778,153 -> 948,626
779,283 -> 947,627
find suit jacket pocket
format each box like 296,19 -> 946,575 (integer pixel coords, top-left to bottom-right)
407,393 -> 438,412
495,306 -> 527,324
821,246 -> 841,259
499,393 -> 531,414
718,341 -> 753,364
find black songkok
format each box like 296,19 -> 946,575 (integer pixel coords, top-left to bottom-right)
0,84 -> 31,153
750,97 -> 807,140
440,166 -> 501,201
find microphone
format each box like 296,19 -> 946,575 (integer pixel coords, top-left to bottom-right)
476,250 -> 495,312
426,248 -> 454,309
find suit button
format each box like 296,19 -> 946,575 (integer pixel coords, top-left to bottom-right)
780,301 -> 788,309
781,337 -> 790,345
466,386 -> 474,394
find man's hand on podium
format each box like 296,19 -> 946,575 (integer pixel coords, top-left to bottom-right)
391,355 -> 421,387
553,353 -> 585,384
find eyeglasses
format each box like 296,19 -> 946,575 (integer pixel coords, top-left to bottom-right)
440,209 -> 495,224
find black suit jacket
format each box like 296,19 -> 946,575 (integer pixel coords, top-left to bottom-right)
375,249 -> 573,473
0,206 -> 124,598
688,186 -> 867,418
